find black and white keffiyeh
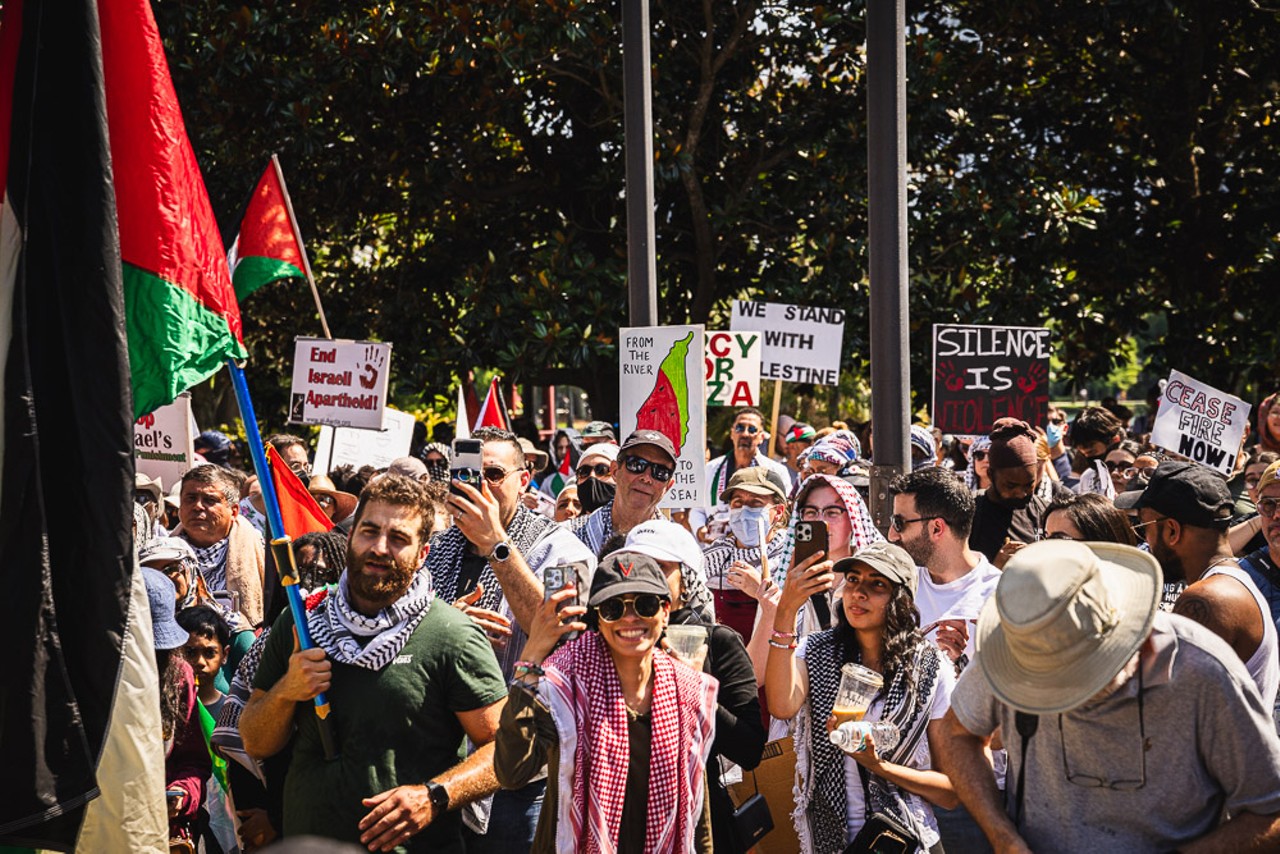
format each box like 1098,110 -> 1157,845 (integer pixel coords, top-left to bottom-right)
428,504 -> 552,610
793,629 -> 942,852
307,569 -> 434,670
191,537 -> 230,593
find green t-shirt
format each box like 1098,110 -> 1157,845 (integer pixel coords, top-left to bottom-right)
254,597 -> 507,852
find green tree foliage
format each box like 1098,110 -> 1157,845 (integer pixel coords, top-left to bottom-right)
156,0 -> 1280,422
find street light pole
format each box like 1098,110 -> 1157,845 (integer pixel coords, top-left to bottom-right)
622,0 -> 658,327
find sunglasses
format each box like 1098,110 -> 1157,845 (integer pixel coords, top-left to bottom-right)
1260,497 -> 1279,519
733,423 -> 761,435
889,513 -> 939,533
620,456 -> 674,482
577,462 -> 612,480
1103,460 -> 1132,472
596,593 -> 665,623
972,450 -> 988,461
482,466 -> 519,484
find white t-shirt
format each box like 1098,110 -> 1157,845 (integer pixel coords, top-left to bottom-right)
914,557 -> 1001,663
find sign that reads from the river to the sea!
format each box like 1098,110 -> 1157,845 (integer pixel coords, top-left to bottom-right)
1149,369 -> 1251,476
932,324 -> 1052,434
730,300 -> 845,386
619,325 -> 707,509
290,337 -> 392,430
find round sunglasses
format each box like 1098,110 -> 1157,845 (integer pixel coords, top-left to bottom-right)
596,593 -> 665,623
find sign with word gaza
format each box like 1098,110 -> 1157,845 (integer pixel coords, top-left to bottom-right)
705,331 -> 761,407
932,324 -> 1051,433
619,325 -> 707,508
289,338 -> 391,430
730,300 -> 845,386
134,392 -> 195,489
312,408 -> 417,477
1149,369 -> 1250,475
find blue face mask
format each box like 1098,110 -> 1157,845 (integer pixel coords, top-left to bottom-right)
729,505 -> 769,546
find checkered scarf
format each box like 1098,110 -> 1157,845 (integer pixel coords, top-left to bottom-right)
539,631 -> 718,853
191,536 -> 230,593
428,505 -> 552,609
306,568 -> 433,670
793,630 -> 942,851
963,436 -> 992,491
775,474 -> 883,588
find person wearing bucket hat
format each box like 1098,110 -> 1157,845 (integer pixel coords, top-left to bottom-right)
691,407 -> 792,544
936,540 -> 1280,852
1126,461 -> 1279,711
766,541 -> 958,852
496,551 -> 719,851
306,473 -> 358,524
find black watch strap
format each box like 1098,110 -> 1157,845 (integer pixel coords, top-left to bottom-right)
425,780 -> 449,812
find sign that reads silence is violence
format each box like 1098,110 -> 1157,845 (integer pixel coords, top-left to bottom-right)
705,331 -> 761,407
730,300 -> 845,386
290,337 -> 392,431
134,392 -> 195,489
932,324 -> 1052,434
619,325 -> 707,509
1149,369 -> 1251,476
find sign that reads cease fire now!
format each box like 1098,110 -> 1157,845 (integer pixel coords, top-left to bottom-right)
289,337 -> 392,431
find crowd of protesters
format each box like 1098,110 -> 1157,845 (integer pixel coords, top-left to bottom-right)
132,387 -> 1280,853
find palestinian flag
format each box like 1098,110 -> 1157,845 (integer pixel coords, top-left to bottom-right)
0,0 -> 164,848
266,444 -> 334,539
545,450 -> 574,497
105,0 -> 246,419
227,156 -> 310,303
474,377 -> 510,431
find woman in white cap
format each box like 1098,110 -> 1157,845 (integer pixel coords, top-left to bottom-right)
766,542 -> 957,853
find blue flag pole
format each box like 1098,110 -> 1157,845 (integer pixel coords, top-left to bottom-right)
226,359 -> 338,759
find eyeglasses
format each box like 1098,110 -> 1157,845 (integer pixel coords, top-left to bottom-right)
1041,531 -> 1081,541
799,505 -> 849,523
1259,497 -> 1280,519
620,456 -> 674,482
134,492 -> 157,506
313,494 -> 336,509
733,423 -> 761,435
596,593 -> 665,623
289,461 -> 312,476
1123,466 -> 1157,480
889,514 -> 940,533
1130,516 -> 1168,537
971,450 -> 988,461
482,466 -> 519,484
577,462 -> 612,480
1060,667 -> 1146,790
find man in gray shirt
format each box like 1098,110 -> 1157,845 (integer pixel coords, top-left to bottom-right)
934,539 -> 1280,852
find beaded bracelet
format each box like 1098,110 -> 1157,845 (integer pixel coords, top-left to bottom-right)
770,629 -> 798,640
768,638 -> 798,650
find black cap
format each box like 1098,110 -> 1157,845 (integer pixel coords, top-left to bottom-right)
1115,461 -> 1233,528
588,552 -> 671,606
618,429 -> 678,466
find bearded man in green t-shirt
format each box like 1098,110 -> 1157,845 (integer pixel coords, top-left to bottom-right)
241,475 -> 508,853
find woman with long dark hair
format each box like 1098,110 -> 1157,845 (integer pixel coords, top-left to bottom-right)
1043,492 -> 1139,545
766,542 -> 957,852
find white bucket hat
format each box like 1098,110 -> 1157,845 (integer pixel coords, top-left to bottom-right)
975,540 -> 1161,715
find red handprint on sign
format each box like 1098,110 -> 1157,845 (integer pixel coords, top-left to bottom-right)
1017,362 -> 1047,394
358,364 -> 379,390
935,360 -> 966,392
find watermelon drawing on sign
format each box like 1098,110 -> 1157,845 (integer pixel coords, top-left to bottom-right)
635,332 -> 693,455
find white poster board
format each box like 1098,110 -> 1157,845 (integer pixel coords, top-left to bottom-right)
313,408 -> 417,477
1149,369 -> 1250,476
619,325 -> 707,509
730,300 -> 845,386
289,337 -> 391,430
134,393 -> 195,490
705,331 -> 762,407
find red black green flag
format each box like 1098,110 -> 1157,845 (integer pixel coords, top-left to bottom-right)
228,157 -> 310,303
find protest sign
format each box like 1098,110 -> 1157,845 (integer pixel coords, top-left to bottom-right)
312,408 -> 417,477
932,324 -> 1051,433
705,331 -> 761,407
619,325 -> 707,509
289,337 -> 391,430
1149,369 -> 1250,476
730,300 -> 845,386
134,392 -> 194,489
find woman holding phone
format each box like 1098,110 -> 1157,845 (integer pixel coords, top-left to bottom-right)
766,541 -> 957,853
495,551 -> 719,852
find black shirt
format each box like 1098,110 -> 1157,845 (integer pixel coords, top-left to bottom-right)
970,490 -> 1049,562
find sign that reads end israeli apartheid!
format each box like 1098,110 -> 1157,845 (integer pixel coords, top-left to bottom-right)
290,337 -> 392,430
705,331 -> 761,407
619,325 -> 707,509
730,300 -> 844,386
134,392 -> 195,489
932,324 -> 1052,434
1149,369 -> 1251,476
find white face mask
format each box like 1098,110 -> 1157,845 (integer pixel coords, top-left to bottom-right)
729,505 -> 769,546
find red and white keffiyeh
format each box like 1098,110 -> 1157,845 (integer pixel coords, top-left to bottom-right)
538,631 -> 718,853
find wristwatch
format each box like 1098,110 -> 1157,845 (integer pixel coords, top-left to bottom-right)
487,540 -> 513,562
425,780 -> 450,812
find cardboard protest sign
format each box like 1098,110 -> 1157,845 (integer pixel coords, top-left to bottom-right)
932,324 -> 1051,433
1149,370 -> 1250,476
289,338 -> 391,430
312,408 -> 417,477
705,331 -> 761,407
730,300 -> 844,386
619,325 -> 707,509
134,392 -> 195,489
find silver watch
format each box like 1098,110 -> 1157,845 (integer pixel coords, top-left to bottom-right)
488,540 -> 513,562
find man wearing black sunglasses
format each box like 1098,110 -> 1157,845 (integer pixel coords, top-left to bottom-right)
570,430 -> 679,557
691,407 -> 791,545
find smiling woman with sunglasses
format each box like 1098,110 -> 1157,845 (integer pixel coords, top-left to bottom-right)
495,551 -> 719,852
